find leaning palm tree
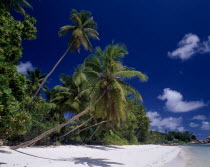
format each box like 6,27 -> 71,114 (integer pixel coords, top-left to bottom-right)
11,43 -> 147,150
0,0 -> 32,15
32,9 -> 99,99
84,43 -> 148,124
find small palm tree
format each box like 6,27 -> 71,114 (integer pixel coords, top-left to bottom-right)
0,0 -> 32,15
84,43 -> 148,124
51,72 -> 89,114
27,68 -> 48,97
32,9 -> 99,99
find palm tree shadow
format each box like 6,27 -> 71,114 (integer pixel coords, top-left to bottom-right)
14,150 -> 65,161
0,162 -> 7,166
0,150 -> 12,154
83,145 -> 124,151
72,157 -> 124,167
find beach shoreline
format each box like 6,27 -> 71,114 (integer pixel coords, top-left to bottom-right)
0,145 -> 181,167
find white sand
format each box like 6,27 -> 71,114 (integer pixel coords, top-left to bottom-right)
0,145 -> 181,167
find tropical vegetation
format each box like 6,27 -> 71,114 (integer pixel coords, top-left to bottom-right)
0,2 -> 196,149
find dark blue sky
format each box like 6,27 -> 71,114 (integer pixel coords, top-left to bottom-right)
19,0 -> 210,139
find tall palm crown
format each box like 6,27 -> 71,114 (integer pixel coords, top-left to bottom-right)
84,43 -> 148,124
27,69 -> 47,96
0,0 -> 32,15
58,9 -> 99,53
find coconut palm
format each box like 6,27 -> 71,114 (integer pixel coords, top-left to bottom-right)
84,43 -> 148,124
10,43 -> 147,150
51,71 -> 90,114
27,68 -> 48,97
32,9 -> 99,99
0,0 -> 32,15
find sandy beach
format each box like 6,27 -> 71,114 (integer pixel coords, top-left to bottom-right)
0,145 -> 181,167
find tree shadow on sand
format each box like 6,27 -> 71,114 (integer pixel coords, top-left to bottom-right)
72,157 -> 124,167
14,150 -> 64,161
0,162 -> 7,166
0,150 -> 12,154
83,145 -> 124,151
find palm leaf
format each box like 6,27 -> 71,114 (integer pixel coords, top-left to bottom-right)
71,12 -> 82,27
115,70 -> 148,82
58,25 -> 76,36
20,0 -> 33,9
118,81 -> 143,101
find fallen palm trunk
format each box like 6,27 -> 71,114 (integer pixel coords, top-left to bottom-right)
10,106 -> 90,150
11,93 -> 104,150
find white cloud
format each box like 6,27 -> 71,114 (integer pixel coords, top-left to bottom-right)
201,36 -> 210,53
168,33 -> 210,60
147,111 -> 183,132
192,115 -> 207,121
178,127 -> 185,132
189,122 -> 199,128
201,121 -> 210,130
158,88 -> 206,113
17,61 -> 35,75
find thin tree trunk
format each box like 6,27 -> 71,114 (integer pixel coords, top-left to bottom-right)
77,120 -> 107,134
87,124 -> 101,142
58,117 -> 93,139
11,93 -> 104,150
32,47 -> 70,100
10,106 -> 90,150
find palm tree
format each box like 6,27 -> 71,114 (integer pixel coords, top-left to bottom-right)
32,9 -> 99,99
51,72 -> 89,114
0,0 -> 32,15
27,68 -> 47,97
10,43 -> 147,150
84,43 -> 148,124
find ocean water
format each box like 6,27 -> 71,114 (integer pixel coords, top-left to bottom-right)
163,144 -> 210,167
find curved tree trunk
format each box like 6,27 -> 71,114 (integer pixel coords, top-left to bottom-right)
10,106 -> 90,150
77,120 -> 107,134
87,124 -> 101,142
11,93 -> 105,150
32,47 -> 70,100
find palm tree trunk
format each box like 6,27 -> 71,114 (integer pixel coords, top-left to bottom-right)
77,120 -> 107,134
10,106 -> 90,150
32,47 -> 70,100
87,124 -> 101,142
58,117 -> 93,139
11,93 -> 105,150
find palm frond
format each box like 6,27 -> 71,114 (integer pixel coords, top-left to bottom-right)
71,12 -> 82,27
118,81 -> 143,101
82,16 -> 94,27
13,3 -> 25,15
84,56 -> 102,72
111,79 -> 126,101
20,0 -> 33,9
83,69 -> 100,78
115,71 -> 148,82
58,25 -> 76,37
84,28 -> 100,40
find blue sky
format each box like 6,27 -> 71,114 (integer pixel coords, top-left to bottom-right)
17,0 -> 210,139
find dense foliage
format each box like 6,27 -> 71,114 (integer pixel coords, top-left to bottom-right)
0,9 -> 60,144
0,9 -> 36,138
145,131 -> 196,144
